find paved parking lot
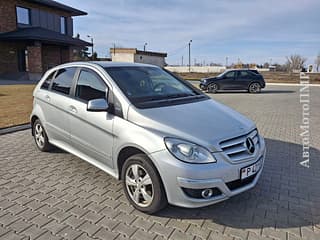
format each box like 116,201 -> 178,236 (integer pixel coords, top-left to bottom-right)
0,85 -> 319,240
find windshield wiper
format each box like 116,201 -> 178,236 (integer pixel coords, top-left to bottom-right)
165,93 -> 196,99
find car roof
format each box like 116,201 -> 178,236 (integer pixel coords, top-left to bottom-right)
57,61 -> 159,69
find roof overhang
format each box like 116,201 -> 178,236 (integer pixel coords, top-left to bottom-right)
25,0 -> 87,16
0,27 -> 92,47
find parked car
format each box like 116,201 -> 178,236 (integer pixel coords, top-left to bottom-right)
31,62 -> 266,213
199,69 -> 266,93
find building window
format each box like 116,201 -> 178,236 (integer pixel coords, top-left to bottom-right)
16,6 -> 30,25
60,16 -> 67,34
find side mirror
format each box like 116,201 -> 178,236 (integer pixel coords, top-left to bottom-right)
87,98 -> 109,112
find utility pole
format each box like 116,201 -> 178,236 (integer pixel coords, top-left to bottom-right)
188,40 -> 192,72
144,43 -> 148,52
181,56 -> 183,66
226,57 -> 228,67
87,35 -> 94,56
113,43 -> 116,56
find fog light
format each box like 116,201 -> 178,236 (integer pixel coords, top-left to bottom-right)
201,188 -> 213,199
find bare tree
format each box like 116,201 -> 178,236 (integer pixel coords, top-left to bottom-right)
316,53 -> 320,72
286,54 -> 307,71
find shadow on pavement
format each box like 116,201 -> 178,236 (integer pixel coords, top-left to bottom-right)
209,90 -> 295,94
157,138 -> 319,229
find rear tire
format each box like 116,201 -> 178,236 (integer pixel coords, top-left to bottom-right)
248,82 -> 261,93
32,119 -> 52,152
207,83 -> 218,93
121,154 -> 167,214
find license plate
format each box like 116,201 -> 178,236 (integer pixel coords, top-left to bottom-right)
240,160 -> 262,180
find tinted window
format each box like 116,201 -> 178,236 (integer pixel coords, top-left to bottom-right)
225,71 -> 235,78
41,71 -> 56,90
52,68 -> 76,95
60,17 -> 66,34
105,67 -> 195,100
75,70 -> 106,102
16,7 -> 30,25
239,71 -> 249,77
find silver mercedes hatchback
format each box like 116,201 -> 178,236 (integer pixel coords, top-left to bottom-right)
31,62 -> 266,213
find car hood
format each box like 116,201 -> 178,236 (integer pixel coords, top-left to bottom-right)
127,99 -> 255,152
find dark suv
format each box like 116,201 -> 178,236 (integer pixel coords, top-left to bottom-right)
199,69 -> 265,93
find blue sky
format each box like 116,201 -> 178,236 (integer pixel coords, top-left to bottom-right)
64,0 -> 320,66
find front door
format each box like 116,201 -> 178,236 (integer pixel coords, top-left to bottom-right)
221,71 -> 236,89
68,68 -> 114,168
17,49 -> 27,72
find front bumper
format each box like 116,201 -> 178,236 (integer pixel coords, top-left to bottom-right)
199,82 -> 207,90
149,136 -> 266,208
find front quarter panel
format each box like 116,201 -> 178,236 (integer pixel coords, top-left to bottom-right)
112,116 -> 166,174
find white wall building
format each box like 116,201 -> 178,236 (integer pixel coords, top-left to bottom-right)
110,48 -> 167,67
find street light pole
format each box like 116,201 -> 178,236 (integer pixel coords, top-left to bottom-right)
188,40 -> 192,72
87,35 -> 94,57
144,43 -> 148,52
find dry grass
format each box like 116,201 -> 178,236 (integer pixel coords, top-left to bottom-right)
0,85 -> 35,128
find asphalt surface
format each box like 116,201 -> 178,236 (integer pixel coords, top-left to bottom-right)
0,85 -> 319,240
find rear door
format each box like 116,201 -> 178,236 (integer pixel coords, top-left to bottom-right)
46,67 -> 77,145
36,71 -> 56,138
68,68 -> 114,168
235,71 -> 251,89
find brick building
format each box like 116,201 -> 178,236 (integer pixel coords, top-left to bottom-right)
0,0 -> 91,80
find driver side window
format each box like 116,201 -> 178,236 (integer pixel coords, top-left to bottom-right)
75,69 -> 107,102
225,71 -> 235,78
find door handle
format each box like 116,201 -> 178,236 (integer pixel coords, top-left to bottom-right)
45,95 -> 50,101
69,105 -> 78,114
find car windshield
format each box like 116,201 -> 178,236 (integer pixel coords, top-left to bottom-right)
104,66 -> 202,105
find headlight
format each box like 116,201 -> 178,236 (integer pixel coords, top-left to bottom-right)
164,138 -> 216,164
201,78 -> 207,83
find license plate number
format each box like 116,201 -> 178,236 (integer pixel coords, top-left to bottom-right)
240,160 -> 262,180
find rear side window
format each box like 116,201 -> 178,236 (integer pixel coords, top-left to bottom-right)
51,67 -> 76,95
41,71 -> 56,90
75,70 -> 107,102
239,71 -> 249,77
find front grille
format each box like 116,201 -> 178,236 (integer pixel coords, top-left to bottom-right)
220,129 -> 260,162
226,173 -> 257,191
219,129 -> 259,162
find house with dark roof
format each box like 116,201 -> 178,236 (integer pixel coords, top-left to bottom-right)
0,0 -> 92,80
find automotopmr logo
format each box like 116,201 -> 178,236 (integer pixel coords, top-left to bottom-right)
299,72 -> 310,168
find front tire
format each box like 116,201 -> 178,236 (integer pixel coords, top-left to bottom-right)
32,119 -> 52,152
207,83 -> 218,93
121,154 -> 167,214
248,82 -> 261,93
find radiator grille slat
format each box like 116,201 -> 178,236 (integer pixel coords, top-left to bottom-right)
220,130 -> 259,162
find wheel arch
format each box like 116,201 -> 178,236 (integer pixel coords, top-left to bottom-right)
117,146 -> 147,180
30,115 -> 39,136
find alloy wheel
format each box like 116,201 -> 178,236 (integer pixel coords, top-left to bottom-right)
125,164 -> 154,207
249,83 -> 261,93
34,123 -> 45,148
208,83 -> 218,93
